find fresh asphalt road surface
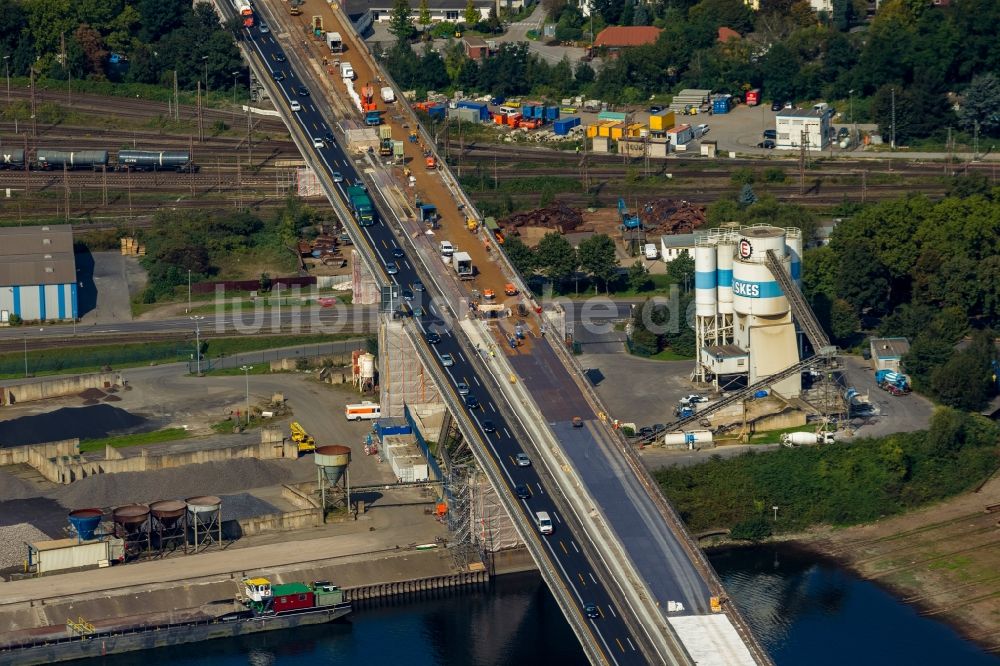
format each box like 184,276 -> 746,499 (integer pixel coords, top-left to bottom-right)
241,13 -> 644,665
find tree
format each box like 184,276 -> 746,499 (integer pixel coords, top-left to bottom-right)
574,61 -> 595,88
627,260 -> 651,292
535,232 -> 578,285
760,42 -> 800,104
829,298 -> 859,343
74,24 -> 108,77
464,0 -> 479,25
738,183 -> 757,207
578,234 -> 618,293
666,251 -> 695,290
418,0 -> 431,27
503,236 -> 536,275
388,0 -> 414,43
959,73 -> 1000,136
834,240 -> 890,316
931,345 -> 994,411
832,0 -> 852,31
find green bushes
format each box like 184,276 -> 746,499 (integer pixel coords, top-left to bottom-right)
656,409 -> 999,536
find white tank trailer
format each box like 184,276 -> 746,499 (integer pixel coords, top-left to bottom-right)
663,430 -> 714,449
781,431 -> 835,446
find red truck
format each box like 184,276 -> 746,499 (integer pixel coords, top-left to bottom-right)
745,88 -> 761,106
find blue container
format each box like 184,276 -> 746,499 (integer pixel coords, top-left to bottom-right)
375,418 -> 412,439
553,121 -> 570,136
544,106 -> 560,121
753,389 -> 769,399
68,509 -> 103,541
428,104 -> 446,120
712,95 -> 732,114
457,100 -> 490,121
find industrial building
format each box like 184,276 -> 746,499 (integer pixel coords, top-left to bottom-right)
870,337 -> 910,372
693,225 -> 803,397
366,0 -> 492,23
0,225 -> 78,323
775,107 -> 832,150
660,233 -> 696,261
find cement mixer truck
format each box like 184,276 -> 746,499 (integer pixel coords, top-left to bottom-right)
781,431 -> 836,447
875,370 -> 910,395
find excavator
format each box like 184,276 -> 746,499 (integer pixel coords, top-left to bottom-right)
289,422 -> 316,454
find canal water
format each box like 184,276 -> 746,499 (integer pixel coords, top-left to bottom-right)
88,546 -> 998,665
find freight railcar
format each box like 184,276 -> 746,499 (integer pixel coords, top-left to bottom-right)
36,148 -> 109,171
0,149 -> 25,169
116,150 -> 197,172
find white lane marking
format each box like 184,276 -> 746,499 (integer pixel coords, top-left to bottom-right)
536,483 -> 544,493
608,604 -> 617,618
589,572 -> 597,584
404,259 -> 411,270
503,427 -> 511,439
553,512 -> 562,524
626,638 -> 635,652
473,376 -> 480,387
489,402 -> 496,413
571,541 -> 580,553
458,351 -> 466,363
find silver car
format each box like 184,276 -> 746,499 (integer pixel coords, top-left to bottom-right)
440,353 -> 454,367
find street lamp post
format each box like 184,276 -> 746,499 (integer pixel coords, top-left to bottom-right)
848,89 -> 855,148
772,505 -> 779,522
190,315 -> 205,374
232,71 -> 239,124
240,365 -> 253,425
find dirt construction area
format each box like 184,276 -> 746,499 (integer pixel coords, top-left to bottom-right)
798,474 -> 1000,652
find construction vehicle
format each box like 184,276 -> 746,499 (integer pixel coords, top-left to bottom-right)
360,83 -> 376,111
484,216 -> 504,244
364,110 -> 382,126
466,217 -> 478,232
504,283 -> 518,296
425,154 -> 437,169
417,202 -> 439,228
288,0 -> 303,15
289,422 -> 316,453
378,126 -> 393,157
781,431 -> 836,447
453,251 -> 473,279
325,31 -> 343,54
514,324 -> 525,339
311,16 -> 323,37
483,288 -> 496,301
346,185 -> 374,226
618,198 -> 641,231
875,370 -> 910,394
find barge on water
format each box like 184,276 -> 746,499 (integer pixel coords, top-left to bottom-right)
1,578 -> 351,665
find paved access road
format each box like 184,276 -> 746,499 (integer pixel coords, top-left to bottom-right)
240,13 -> 646,665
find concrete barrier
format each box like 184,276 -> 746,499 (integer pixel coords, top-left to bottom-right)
0,439 -> 79,467
235,507 -> 322,537
0,372 -> 123,406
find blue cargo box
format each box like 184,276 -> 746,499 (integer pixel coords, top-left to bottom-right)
427,104 -> 447,120
553,116 -> 580,135
375,418 -> 412,439
457,101 -> 490,121
544,106 -> 560,121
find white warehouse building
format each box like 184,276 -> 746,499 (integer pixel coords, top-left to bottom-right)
775,107 -> 832,150
0,225 -> 78,324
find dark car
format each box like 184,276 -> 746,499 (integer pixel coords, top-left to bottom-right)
771,101 -> 782,112
324,131 -> 335,144
297,86 -> 309,97
402,288 -> 414,301
838,126 -> 850,139
652,423 -> 666,433
273,71 -> 285,81
762,129 -> 777,139
584,603 -> 600,619
758,139 -> 776,149
464,394 -> 479,409
649,105 -> 663,114
274,52 -> 286,62
392,247 -> 405,259
638,426 -> 654,438
481,420 -> 496,433
426,331 -> 441,344
413,280 -> 425,292
515,483 -> 531,499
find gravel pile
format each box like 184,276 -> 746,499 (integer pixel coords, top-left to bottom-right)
78,388 -> 106,400
52,459 -> 297,508
0,405 -> 147,448
0,523 -> 50,569
0,499 -> 68,537
218,493 -> 279,521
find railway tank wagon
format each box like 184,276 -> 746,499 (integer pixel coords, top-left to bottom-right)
36,147 -> 109,171
0,148 -> 25,169
116,150 -> 197,172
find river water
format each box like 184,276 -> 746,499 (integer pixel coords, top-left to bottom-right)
88,546 -> 998,665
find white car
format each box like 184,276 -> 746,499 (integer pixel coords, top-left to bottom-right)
678,394 -> 708,405
312,137 -> 325,149
440,353 -> 455,367
290,100 -> 302,112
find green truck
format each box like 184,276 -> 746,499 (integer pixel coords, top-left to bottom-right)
346,185 -> 374,226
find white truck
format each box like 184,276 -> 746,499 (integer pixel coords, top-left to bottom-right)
380,86 -> 395,103
452,251 -> 473,280
325,31 -> 343,54
340,61 -> 354,80
643,243 -> 658,260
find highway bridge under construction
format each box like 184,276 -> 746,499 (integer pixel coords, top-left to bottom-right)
219,0 -> 777,663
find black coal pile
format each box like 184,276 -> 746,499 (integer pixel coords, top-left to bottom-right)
0,405 -> 147,448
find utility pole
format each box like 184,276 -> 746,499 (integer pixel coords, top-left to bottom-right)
101,164 -> 107,206
173,70 -> 180,121
861,169 -> 867,203
197,81 -> 204,142
29,67 -> 36,137
246,105 -> 252,166
190,316 -> 205,375
23,133 -> 29,196
890,88 -> 896,150
798,130 -> 806,195
946,127 -> 952,174
241,365 -> 254,425
973,120 -> 980,161
62,162 -> 69,221
189,136 -> 195,196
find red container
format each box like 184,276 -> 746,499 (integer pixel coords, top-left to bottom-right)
273,589 -> 314,613
745,88 -> 761,106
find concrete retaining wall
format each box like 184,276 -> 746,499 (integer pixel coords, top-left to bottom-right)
0,439 -> 79,466
235,507 -> 322,537
1,373 -> 123,406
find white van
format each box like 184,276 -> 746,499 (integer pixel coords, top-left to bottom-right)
340,62 -> 355,80
535,511 -> 553,535
643,243 -> 658,260
345,401 -> 381,421
440,240 -> 454,258
290,100 -> 302,112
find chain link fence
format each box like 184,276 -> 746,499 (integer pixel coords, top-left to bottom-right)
187,339 -> 372,374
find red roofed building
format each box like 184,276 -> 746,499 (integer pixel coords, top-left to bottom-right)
594,26 -> 662,49
717,27 -> 740,43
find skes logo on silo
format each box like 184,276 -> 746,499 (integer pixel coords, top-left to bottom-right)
733,280 -> 760,297
738,239 -> 753,260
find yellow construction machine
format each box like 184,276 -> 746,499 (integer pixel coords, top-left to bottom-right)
290,421 -> 316,453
